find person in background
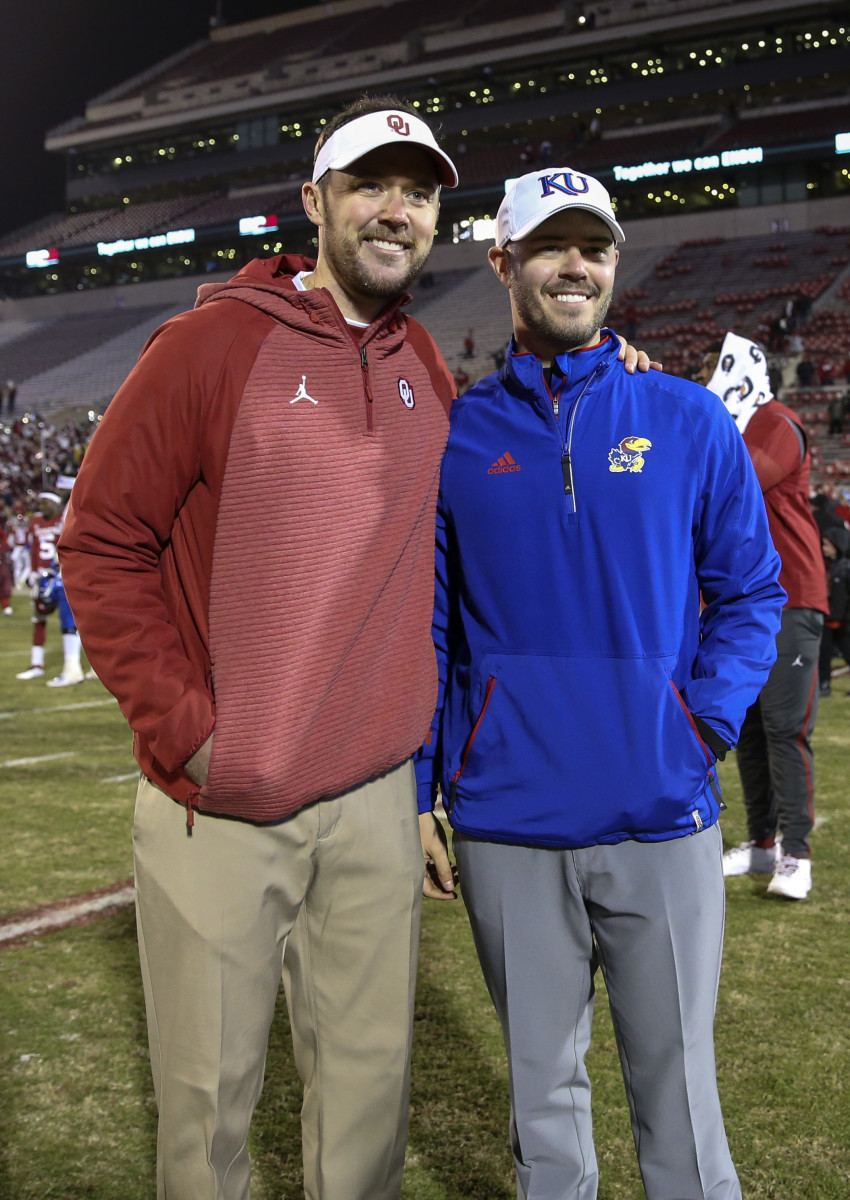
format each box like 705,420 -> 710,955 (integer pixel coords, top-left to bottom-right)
818,525 -> 850,696
795,355 -> 815,388
0,506 -> 13,614
9,506 -> 31,590
699,333 -> 828,899
818,357 -> 838,387
453,362 -> 471,395
828,391 -> 845,436
417,168 -> 784,1200
15,491 -> 84,686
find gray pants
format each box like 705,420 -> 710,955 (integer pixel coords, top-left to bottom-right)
736,606 -> 823,859
455,825 -> 740,1200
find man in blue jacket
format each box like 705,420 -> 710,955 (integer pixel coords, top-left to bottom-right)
415,168 -> 786,1200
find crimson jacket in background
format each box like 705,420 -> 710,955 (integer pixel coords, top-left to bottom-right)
59,254 -> 455,823
743,401 -> 828,613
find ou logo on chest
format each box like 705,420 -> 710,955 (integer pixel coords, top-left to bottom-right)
398,378 -> 415,409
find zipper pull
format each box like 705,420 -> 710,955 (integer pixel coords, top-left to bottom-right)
360,345 -> 374,430
561,452 -> 574,497
360,346 -> 373,402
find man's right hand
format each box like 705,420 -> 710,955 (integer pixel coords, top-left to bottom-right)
419,810 -> 457,900
184,734 -> 214,786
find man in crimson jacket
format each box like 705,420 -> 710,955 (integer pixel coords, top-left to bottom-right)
60,95 -> 463,1200
699,333 -> 828,900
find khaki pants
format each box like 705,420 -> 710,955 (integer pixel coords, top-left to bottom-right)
133,761 -> 423,1200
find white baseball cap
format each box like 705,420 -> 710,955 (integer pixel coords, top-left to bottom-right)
496,168 -> 624,246
313,110 -> 458,188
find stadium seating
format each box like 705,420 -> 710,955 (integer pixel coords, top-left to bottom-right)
712,98 -> 850,151
1,303 -> 187,414
607,229 -> 850,378
186,186 -> 305,228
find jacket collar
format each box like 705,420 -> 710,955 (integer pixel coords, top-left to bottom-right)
195,252 -> 409,347
504,330 -> 617,397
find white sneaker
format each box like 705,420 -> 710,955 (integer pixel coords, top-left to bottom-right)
722,840 -> 779,876
766,855 -> 812,900
2,606 -> 12,615
46,670 -> 85,688
84,667 -> 99,681
16,665 -> 45,680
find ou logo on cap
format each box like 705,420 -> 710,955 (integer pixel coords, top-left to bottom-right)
387,114 -> 411,136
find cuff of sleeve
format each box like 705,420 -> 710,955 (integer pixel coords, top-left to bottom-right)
692,713 -> 730,761
416,778 -> 438,814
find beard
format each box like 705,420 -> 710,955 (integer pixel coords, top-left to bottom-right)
321,214 -> 432,302
510,273 -> 613,354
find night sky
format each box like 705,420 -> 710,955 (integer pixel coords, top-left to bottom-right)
0,0 -> 314,239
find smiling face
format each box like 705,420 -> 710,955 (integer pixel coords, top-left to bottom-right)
302,144 -> 440,323
489,209 -> 618,364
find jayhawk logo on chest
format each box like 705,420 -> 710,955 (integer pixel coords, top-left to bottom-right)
608,435 -> 652,473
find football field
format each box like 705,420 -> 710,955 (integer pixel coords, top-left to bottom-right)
1,601 -> 848,1199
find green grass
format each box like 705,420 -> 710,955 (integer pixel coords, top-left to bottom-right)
1,603 -> 849,1198
0,605 -> 136,913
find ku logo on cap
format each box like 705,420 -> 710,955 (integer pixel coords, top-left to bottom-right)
539,172 -> 590,198
387,114 -> 410,137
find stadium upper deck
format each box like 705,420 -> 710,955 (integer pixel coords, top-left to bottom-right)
0,0 -> 847,296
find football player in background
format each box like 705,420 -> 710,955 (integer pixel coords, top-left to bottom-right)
0,506 -> 14,614
15,491 -> 84,687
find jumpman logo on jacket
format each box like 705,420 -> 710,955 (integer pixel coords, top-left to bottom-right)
290,375 -> 318,404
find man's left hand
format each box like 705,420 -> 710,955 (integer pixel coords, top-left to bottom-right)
617,335 -> 662,374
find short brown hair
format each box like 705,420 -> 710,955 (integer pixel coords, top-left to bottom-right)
313,93 -> 424,164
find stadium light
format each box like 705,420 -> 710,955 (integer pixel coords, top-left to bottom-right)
239,215 -> 278,236
25,248 -> 59,269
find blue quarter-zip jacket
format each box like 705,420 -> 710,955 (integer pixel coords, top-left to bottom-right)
415,333 -> 786,848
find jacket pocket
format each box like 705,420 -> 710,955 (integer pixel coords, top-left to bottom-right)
444,652 -> 719,845
452,675 -> 497,785
669,680 -> 716,767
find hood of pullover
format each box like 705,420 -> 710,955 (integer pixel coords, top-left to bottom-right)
195,253 -> 409,347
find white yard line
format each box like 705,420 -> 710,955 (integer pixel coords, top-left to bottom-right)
0,751 -> 75,769
100,772 -> 139,784
0,883 -> 135,947
0,698 -> 117,720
